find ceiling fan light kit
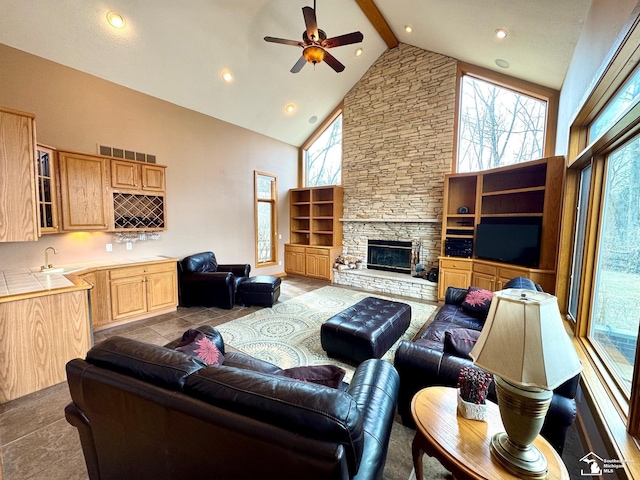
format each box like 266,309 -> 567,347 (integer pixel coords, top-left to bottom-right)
303,45 -> 325,65
264,1 -> 363,73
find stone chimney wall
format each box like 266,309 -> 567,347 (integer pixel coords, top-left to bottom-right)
340,43 -> 458,268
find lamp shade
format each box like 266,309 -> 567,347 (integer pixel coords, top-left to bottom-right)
469,289 -> 582,390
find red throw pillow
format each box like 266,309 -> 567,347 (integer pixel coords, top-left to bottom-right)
461,287 -> 494,319
175,329 -> 224,366
278,365 -> 346,389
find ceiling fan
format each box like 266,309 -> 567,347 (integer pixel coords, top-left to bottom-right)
264,1 -> 364,73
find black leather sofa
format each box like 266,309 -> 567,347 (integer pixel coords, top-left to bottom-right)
393,277 -> 580,455
65,326 -> 400,480
178,251 -> 250,309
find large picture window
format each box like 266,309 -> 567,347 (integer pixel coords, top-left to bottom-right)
455,65 -> 557,173
254,171 -> 277,266
303,110 -> 342,187
590,138 -> 640,395
562,17 -> 640,452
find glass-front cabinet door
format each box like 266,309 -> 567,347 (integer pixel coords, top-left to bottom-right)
35,144 -> 59,234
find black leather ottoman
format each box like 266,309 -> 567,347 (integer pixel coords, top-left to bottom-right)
238,276 -> 281,306
321,297 -> 411,365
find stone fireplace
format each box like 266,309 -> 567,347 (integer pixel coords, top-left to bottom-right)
333,219 -> 441,301
341,220 -> 440,272
332,44 -> 457,302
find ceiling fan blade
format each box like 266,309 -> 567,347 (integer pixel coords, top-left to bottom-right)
322,51 -> 345,73
322,31 -> 364,49
302,6 -> 319,42
290,56 -> 307,73
264,36 -> 303,47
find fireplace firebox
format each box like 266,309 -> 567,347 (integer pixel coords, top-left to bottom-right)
367,239 -> 412,274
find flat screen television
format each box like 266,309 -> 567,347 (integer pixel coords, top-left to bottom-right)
475,223 -> 541,268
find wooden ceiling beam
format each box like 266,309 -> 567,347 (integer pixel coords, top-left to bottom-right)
354,0 -> 399,49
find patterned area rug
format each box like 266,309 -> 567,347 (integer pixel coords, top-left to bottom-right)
216,285 -> 437,381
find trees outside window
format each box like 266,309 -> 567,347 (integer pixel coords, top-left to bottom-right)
254,172 -> 277,266
590,66 -> 640,143
457,75 -> 548,173
589,137 -> 640,395
304,113 -> 342,187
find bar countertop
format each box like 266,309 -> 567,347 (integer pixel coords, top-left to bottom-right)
0,255 -> 179,303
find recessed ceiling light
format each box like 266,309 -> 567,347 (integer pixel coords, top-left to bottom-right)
222,71 -> 233,82
495,58 -> 510,69
495,29 -> 508,39
285,104 -> 296,114
355,48 -> 363,57
309,116 -> 318,124
106,11 -> 125,29
404,25 -> 413,33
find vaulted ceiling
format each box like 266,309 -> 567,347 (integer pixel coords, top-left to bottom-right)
0,0 -> 591,146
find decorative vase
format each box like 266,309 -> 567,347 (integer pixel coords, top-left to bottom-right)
457,389 -> 488,421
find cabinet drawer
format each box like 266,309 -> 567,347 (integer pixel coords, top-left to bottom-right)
498,266 -> 526,280
109,262 -> 176,279
285,245 -> 306,254
473,262 -> 497,275
440,258 -> 471,271
306,247 -> 329,256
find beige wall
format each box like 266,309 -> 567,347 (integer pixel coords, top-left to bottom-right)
556,0 -> 640,153
0,44 -> 298,273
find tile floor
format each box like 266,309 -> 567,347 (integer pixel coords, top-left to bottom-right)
0,276 -> 328,480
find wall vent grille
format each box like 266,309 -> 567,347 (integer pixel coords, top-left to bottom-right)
98,144 -> 156,163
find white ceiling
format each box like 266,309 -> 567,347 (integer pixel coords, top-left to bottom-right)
0,0 -> 591,147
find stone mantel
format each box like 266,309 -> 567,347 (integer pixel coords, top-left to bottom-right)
340,218 -> 440,223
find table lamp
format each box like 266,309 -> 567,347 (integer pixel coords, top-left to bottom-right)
469,288 -> 582,479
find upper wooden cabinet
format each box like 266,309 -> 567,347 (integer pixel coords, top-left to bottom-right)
111,160 -> 165,193
0,107 -> 38,242
35,144 -> 60,234
58,151 -> 109,231
111,160 -> 139,190
141,164 -> 165,192
110,159 -> 166,231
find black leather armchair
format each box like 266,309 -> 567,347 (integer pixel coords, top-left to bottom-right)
178,251 -> 250,309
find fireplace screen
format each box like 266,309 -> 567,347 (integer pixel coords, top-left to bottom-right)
367,239 -> 412,274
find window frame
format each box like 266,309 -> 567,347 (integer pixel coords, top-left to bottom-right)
453,63 -> 559,173
557,13 -> 640,469
254,171 -> 278,267
300,103 -> 343,187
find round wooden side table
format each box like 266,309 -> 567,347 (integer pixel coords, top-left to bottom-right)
411,386 -> 570,480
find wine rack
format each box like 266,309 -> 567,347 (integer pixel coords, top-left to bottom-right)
113,193 -> 165,230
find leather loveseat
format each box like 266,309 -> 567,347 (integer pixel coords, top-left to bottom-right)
65,326 -> 400,480
178,251 -> 250,309
393,277 -> 580,455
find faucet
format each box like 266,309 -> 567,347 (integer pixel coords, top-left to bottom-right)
41,247 -> 57,271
